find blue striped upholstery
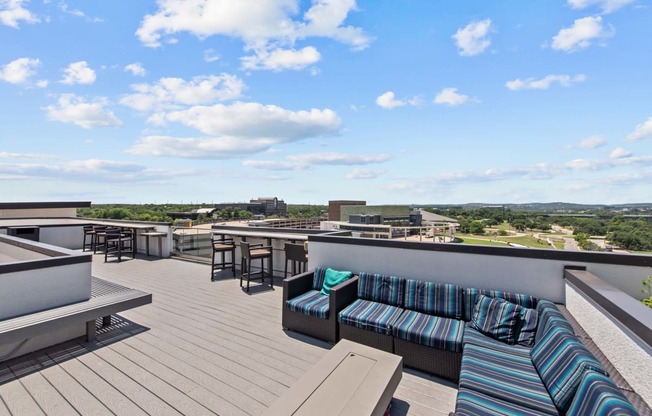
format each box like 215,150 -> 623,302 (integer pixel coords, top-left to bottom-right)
460,343 -> 558,415
456,387 -> 557,416
517,307 -> 539,347
403,279 -> 462,319
463,323 -> 531,358
566,371 -> 638,416
285,290 -> 329,319
531,325 -> 609,413
357,272 -> 404,307
535,301 -> 574,344
312,267 -> 328,291
470,295 -> 523,344
463,287 -> 538,321
392,310 -> 464,352
338,299 -> 403,334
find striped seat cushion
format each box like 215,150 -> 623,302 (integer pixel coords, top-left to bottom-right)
470,295 -> 523,344
392,310 -> 464,352
338,299 -> 403,334
517,307 -> 539,347
404,279 -> 462,319
531,325 -> 609,413
460,343 -> 559,415
456,387 -> 558,416
566,371 -> 638,416
463,288 -> 538,321
535,301 -> 574,344
463,323 -> 531,358
312,267 -> 328,291
285,290 -> 329,319
357,272 -> 404,307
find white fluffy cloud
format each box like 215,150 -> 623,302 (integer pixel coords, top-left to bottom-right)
241,46 -> 321,71
243,152 -> 391,170
124,63 -> 146,77
345,168 -> 385,179
627,117 -> 652,141
433,88 -> 474,106
0,0 -> 39,28
567,0 -> 634,14
452,19 -> 492,56
60,61 -> 96,85
128,102 -> 341,158
0,57 -> 40,84
120,74 -> 244,112
551,16 -> 614,53
136,0 -> 371,72
203,49 -> 220,63
506,74 -> 586,90
571,135 -> 607,149
375,91 -> 420,109
45,94 -> 122,129
610,147 -> 632,159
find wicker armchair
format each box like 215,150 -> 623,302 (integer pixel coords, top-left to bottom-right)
282,269 -> 358,344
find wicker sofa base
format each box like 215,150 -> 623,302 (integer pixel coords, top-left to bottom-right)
283,309 -> 337,344
394,338 -> 462,382
339,323 -> 394,353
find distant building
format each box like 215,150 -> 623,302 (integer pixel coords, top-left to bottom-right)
328,200 -> 366,221
250,197 -> 287,216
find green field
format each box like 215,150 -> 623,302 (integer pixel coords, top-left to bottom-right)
456,234 -> 553,249
455,236 -> 510,247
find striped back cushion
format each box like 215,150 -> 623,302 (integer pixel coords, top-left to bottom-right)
312,267 -> 328,291
357,272 -> 404,306
535,300 -> 574,344
531,325 -> 609,413
463,288 -> 537,321
404,279 -> 462,319
516,307 -> 539,347
470,295 -> 523,344
567,371 -> 638,416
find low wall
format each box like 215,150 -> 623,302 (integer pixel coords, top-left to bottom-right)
0,235 -> 91,320
307,236 -> 652,303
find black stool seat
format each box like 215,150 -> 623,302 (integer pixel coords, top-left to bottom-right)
240,241 -> 273,292
211,237 -> 236,280
284,243 -> 307,279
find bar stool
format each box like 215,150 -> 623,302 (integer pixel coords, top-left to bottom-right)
93,225 -> 109,254
240,241 -> 273,292
210,236 -> 236,280
82,225 -> 96,252
284,242 -> 307,279
104,228 -> 134,262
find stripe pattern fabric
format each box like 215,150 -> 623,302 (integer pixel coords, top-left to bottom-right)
535,301 -> 575,343
566,371 -> 639,416
463,287 -> 538,321
460,343 -> 559,415
403,279 -> 462,319
312,267 -> 328,291
338,298 -> 403,334
456,387 -> 556,416
531,325 -> 609,413
517,307 -> 539,347
285,290 -> 329,319
357,272 -> 404,307
470,295 -> 523,344
392,310 -> 464,352
462,323 -> 532,358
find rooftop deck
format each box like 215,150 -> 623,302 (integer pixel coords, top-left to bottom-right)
0,256 -> 457,416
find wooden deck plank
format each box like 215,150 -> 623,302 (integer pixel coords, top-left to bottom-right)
45,343 -> 149,416
90,342 -> 216,416
0,362 -> 45,416
0,397 -> 11,416
7,354 -> 79,416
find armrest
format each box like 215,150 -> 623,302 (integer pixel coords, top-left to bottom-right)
331,276 -> 359,313
283,270 -> 315,303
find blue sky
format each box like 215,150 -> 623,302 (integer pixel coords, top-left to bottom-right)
1,0 -> 651,205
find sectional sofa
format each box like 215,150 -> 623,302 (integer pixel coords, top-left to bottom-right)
282,267 -> 640,416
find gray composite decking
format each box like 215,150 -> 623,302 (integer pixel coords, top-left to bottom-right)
0,256 -> 457,416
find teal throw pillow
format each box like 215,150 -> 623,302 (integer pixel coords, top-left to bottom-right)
320,268 -> 353,295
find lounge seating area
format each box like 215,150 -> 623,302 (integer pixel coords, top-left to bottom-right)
283,267 -> 641,415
